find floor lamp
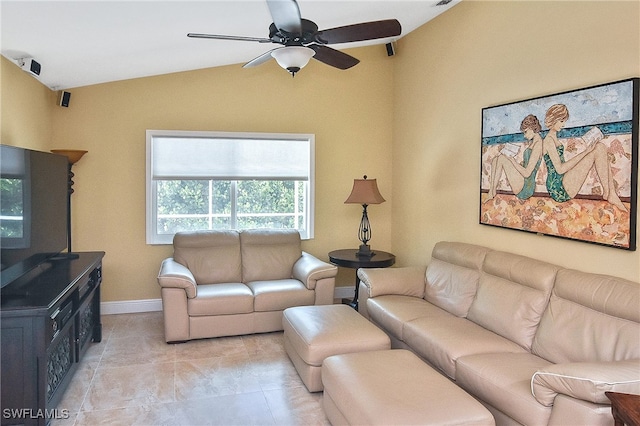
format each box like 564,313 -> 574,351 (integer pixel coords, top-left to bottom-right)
51,149 -> 87,255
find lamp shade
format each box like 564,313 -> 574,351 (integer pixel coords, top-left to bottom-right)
344,176 -> 385,205
51,149 -> 87,164
271,46 -> 315,76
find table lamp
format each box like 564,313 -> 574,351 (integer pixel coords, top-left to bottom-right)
344,175 -> 385,257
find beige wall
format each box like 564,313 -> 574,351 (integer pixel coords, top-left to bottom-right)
392,0 -> 640,281
2,1 -> 639,303
24,46 -> 393,302
1,56 -> 54,151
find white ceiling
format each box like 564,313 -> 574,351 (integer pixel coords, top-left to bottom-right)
1,0 -> 459,90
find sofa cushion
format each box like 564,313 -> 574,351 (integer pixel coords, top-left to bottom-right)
366,295 -> 452,342
173,230 -> 242,284
456,352 -> 553,425
424,241 -> 490,317
467,250 -> 559,351
532,269 -> 640,364
531,359 -> 640,406
403,315 -> 527,379
187,283 -> 253,316
247,279 -> 314,312
240,229 -> 302,282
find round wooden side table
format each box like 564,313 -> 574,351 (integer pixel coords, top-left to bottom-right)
328,249 -> 395,310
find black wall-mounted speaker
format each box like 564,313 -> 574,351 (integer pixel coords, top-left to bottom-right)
29,60 -> 41,76
20,58 -> 41,76
385,42 -> 396,57
59,91 -> 71,107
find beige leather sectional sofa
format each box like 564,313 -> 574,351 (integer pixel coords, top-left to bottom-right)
157,229 -> 338,343
357,241 -> 640,426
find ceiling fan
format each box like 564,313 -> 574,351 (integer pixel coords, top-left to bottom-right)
187,0 -> 402,77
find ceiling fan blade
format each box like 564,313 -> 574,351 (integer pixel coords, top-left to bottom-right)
188,33 -> 272,43
242,48 -> 280,68
266,0 -> 302,34
309,44 -> 359,70
316,19 -> 402,44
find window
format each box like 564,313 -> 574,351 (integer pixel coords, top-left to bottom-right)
146,130 -> 314,244
0,147 -> 29,249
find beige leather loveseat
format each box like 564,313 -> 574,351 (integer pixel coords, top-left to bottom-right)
358,241 -> 640,426
157,229 -> 338,343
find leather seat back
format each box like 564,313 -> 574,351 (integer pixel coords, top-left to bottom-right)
467,250 -> 560,351
532,269 -> 640,363
424,241 -> 491,317
173,230 -> 242,284
240,229 -> 302,282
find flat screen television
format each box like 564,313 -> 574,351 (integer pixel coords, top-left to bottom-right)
0,145 -> 69,288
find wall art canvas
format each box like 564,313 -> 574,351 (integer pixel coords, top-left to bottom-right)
480,78 -> 638,250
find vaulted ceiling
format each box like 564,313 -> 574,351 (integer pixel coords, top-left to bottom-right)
1,0 -> 459,89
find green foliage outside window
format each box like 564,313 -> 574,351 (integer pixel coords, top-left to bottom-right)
0,178 -> 24,237
156,179 -> 305,235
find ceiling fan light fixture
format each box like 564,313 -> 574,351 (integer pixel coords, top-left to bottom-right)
271,46 -> 315,76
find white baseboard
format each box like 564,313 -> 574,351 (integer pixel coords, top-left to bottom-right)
102,287 -> 355,315
101,298 -> 162,315
334,286 -> 354,300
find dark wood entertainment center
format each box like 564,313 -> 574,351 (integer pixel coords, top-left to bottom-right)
1,252 -> 104,426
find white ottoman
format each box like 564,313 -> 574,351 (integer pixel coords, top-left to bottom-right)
322,349 -> 495,425
283,304 -> 390,392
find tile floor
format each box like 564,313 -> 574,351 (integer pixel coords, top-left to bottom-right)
54,311 -> 330,425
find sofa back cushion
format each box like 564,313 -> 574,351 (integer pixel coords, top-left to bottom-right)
173,230 -> 242,284
467,250 -> 559,351
532,269 -> 640,363
424,241 -> 491,317
240,229 -> 302,282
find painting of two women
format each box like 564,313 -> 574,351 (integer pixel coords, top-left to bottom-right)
480,79 -> 637,250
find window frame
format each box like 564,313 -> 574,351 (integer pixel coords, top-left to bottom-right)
146,130 -> 315,244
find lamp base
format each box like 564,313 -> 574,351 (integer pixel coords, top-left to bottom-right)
355,244 -> 376,258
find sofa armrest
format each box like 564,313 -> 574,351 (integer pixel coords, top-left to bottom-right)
357,266 -> 426,298
293,252 -> 338,290
157,258 -> 198,299
531,359 -> 640,406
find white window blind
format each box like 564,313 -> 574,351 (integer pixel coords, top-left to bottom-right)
146,130 -> 315,244
150,135 -> 311,181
